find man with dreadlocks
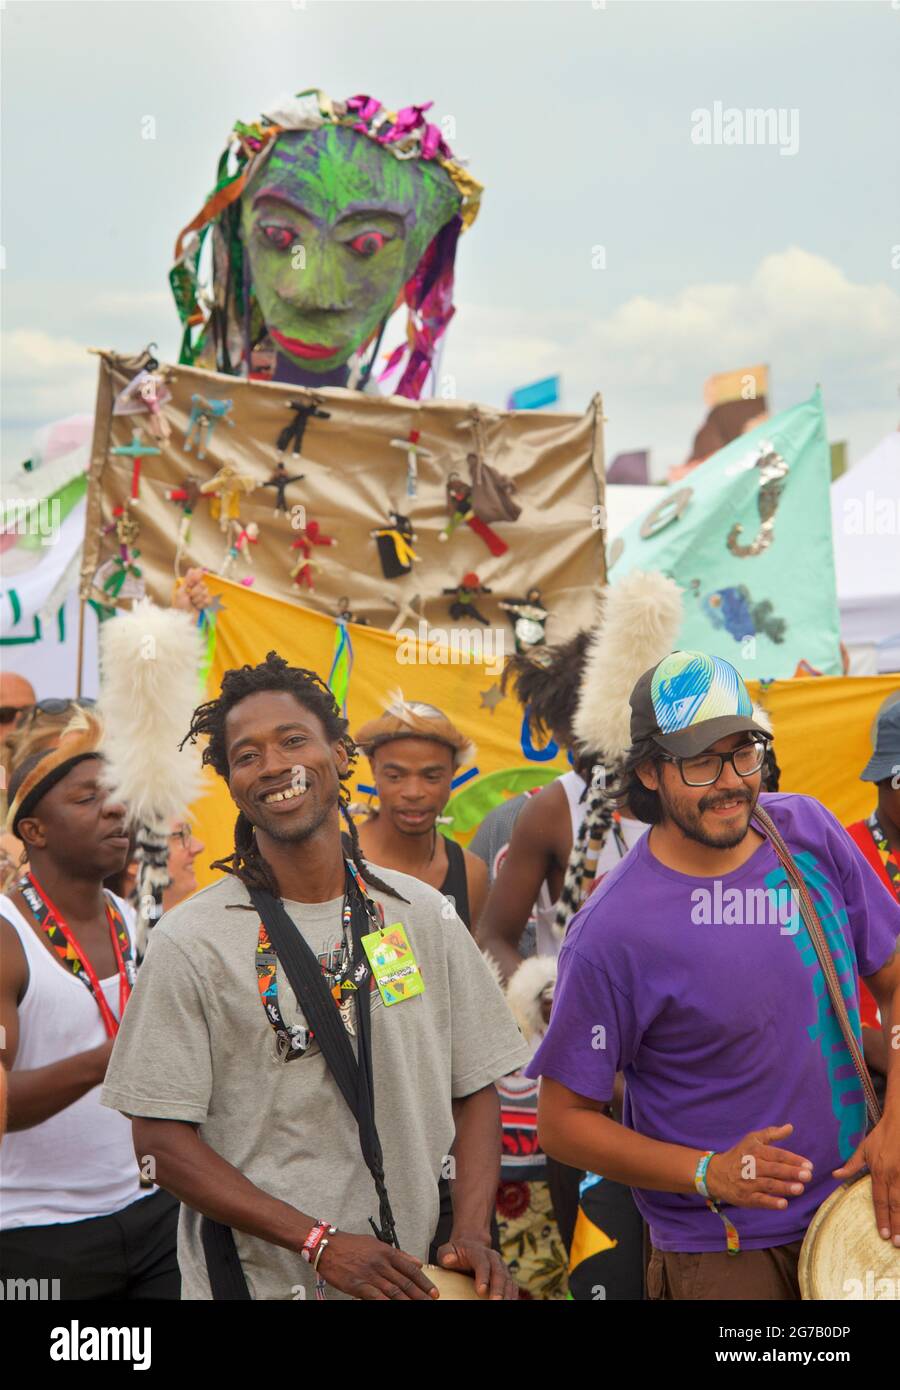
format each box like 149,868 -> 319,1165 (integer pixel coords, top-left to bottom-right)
101,653 -> 528,1301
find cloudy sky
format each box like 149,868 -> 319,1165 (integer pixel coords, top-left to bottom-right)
2,0 -> 898,477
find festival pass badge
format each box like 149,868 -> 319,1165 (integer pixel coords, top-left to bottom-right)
360,924 -> 425,1006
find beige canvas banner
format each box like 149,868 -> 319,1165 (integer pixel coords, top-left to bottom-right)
80,350 -> 606,637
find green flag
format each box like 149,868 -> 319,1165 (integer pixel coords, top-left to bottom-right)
608,390 -> 841,679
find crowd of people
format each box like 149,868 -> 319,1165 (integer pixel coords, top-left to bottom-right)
0,600 -> 898,1303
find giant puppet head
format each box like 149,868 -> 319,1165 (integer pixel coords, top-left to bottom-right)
171,90 -> 481,398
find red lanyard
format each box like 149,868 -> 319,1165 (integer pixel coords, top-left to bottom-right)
20,873 -> 134,1038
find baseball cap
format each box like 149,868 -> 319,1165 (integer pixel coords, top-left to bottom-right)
860,693 -> 900,783
630,650 -> 771,758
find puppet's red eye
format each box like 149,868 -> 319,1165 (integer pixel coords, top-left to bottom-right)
349,230 -> 386,257
261,225 -> 295,251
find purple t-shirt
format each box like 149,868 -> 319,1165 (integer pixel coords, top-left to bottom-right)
526,792 -> 899,1251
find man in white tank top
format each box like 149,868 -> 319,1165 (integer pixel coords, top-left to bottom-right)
0,723 -> 180,1298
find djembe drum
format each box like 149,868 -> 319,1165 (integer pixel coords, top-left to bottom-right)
799,1174 -> 900,1300
421,1265 -> 487,1300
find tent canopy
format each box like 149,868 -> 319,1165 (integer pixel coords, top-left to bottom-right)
830,432 -> 900,673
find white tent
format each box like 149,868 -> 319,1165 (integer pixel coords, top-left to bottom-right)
831,432 -> 900,674
604,483 -> 666,542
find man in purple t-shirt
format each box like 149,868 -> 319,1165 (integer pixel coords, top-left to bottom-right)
528,650 -> 900,1300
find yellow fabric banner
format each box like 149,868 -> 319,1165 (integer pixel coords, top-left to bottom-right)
191,575 -> 571,887
190,576 -> 898,890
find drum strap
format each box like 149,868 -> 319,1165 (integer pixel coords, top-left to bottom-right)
752,804 -> 882,1128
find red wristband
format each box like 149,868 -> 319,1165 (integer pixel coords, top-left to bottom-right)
300,1220 -> 336,1263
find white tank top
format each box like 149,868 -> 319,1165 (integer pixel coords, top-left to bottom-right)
0,893 -> 152,1229
532,772 -> 647,957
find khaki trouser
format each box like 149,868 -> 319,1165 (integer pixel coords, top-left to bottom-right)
647,1240 -> 803,1301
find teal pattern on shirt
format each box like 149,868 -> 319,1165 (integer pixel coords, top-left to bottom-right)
764,850 -> 865,1162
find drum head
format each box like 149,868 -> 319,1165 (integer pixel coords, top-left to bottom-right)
421,1264 -> 486,1300
799,1174 -> 900,1299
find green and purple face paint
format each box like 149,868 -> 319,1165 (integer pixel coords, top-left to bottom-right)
240,126 -> 459,377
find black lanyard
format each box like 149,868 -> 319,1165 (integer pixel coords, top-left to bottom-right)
202,866 -> 399,1300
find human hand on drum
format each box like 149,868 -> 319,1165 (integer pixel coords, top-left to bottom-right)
706,1123 -> 813,1210
316,1231 -> 440,1300
833,1111 -> 900,1247
436,1233 -> 519,1299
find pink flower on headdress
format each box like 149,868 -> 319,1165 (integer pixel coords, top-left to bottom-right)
346,94 -> 382,124
420,122 -> 444,160
380,101 -> 433,146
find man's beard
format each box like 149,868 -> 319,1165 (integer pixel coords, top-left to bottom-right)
660,783 -> 759,850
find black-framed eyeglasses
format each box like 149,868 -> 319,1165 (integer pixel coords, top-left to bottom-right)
658,738 -> 768,787
169,824 -> 193,849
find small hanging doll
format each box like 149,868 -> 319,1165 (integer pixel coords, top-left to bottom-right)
262,461 -> 305,517
371,511 -> 418,579
289,519 -> 337,592
439,473 -> 508,557
389,429 -> 434,499
93,502 -> 145,602
113,361 -> 175,442
220,519 -> 259,580
199,462 -> 258,531
499,588 -> 550,653
336,596 -> 371,627
184,394 -> 235,459
165,476 -> 202,572
443,572 -> 492,626
276,399 -> 331,459
110,430 -> 161,506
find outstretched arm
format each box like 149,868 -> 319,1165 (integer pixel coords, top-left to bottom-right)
476,788 -> 561,982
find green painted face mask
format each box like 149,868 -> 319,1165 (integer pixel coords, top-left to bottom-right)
171,91 -> 481,396
241,126 -> 458,376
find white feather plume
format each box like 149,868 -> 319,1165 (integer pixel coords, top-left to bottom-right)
97,601 -> 205,829
573,570 -> 684,760
752,701 -> 773,734
505,955 -> 558,1043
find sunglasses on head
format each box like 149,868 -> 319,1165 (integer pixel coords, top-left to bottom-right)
0,698 -> 97,728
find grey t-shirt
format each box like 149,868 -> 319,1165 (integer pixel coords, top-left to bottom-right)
100,866 -> 528,1301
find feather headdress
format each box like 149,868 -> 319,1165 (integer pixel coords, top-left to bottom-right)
97,601 -> 205,953
554,571 -> 684,938
573,570 -> 684,762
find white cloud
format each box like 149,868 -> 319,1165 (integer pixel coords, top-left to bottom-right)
445,248 -> 900,475
93,290 -> 172,316
0,331 -> 98,470
2,329 -> 97,379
